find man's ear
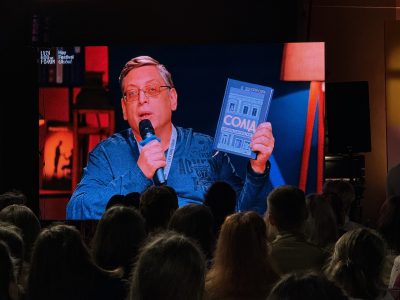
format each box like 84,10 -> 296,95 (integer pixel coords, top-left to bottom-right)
121,98 -> 128,120
169,88 -> 178,111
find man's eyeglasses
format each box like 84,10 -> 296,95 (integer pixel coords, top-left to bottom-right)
123,84 -> 172,103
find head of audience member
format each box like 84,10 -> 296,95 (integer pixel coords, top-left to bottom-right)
91,206 -> 146,278
168,204 -> 215,262
0,190 -> 27,211
161,185 -> 178,197
266,185 -> 308,233
377,195 -> 400,254
305,193 -> 338,250
130,231 -> 205,300
0,222 -> 24,282
323,192 -> 346,232
267,271 -> 348,300
204,181 -> 236,236
27,224 -> 126,300
0,204 -> 41,262
139,185 -> 178,234
0,240 -> 20,300
106,193 -> 141,211
206,211 -> 279,299
106,195 -> 125,210
124,192 -> 141,209
323,180 -> 355,218
325,228 -> 388,299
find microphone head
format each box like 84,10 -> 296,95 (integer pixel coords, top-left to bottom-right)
139,119 -> 155,139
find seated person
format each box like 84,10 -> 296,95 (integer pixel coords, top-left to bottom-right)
265,185 -> 327,275
129,231 -> 206,300
323,179 -> 364,232
325,228 -> 393,300
139,185 -> 178,234
168,204 -> 216,265
106,192 -> 141,210
204,181 -> 237,237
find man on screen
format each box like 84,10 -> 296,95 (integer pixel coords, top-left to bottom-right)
66,56 -> 275,219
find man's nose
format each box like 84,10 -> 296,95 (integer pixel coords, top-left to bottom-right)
137,89 -> 149,104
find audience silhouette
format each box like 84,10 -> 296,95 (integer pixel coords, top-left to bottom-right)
305,193 -> 339,253
139,185 -> 178,234
2,182 -> 399,299
0,240 -> 21,300
26,224 -> 128,300
168,204 -> 216,266
267,271 -> 348,300
325,228 -> 391,299
129,231 -> 206,300
91,206 -> 146,279
206,211 -> 279,300
204,181 -> 237,236
265,185 -> 327,275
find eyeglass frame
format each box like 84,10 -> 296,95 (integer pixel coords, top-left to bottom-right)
123,84 -> 173,103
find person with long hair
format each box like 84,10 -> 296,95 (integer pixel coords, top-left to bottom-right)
26,224 -> 128,300
0,204 -> 41,263
305,193 -> 339,253
0,222 -> 24,288
91,205 -> 146,279
206,211 -> 279,300
0,240 -> 21,300
323,179 -> 364,232
168,204 -> 216,265
129,230 -> 206,300
325,228 -> 392,300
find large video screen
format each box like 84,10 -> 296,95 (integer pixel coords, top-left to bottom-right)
37,43 -> 324,220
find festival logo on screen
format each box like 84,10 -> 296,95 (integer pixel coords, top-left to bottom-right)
37,47 -> 84,85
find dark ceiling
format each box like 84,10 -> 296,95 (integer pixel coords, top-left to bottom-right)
4,0 -> 306,46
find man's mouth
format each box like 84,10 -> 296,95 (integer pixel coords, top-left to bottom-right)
139,112 -> 152,120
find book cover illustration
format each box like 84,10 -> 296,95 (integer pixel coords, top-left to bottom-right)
213,78 -> 274,159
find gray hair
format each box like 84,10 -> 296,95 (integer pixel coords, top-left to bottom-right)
119,55 -> 174,93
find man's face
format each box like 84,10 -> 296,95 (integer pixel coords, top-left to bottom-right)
121,65 -> 177,137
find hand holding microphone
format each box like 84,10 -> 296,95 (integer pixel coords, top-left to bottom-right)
137,119 -> 167,185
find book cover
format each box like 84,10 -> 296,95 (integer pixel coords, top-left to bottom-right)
213,78 -> 274,159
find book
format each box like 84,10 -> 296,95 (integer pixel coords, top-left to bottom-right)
213,78 -> 274,159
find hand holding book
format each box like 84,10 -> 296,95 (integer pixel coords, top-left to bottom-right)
213,78 -> 274,168
249,122 -> 274,173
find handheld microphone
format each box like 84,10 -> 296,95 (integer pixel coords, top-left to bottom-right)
138,119 -> 166,186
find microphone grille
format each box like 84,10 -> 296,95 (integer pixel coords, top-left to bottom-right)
139,119 -> 154,138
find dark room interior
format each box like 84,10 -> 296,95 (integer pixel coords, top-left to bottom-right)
1,0 -> 399,226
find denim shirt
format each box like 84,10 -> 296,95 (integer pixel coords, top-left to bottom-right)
66,127 -> 272,219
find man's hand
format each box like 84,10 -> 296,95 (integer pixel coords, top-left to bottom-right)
249,122 -> 275,174
137,139 -> 166,179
